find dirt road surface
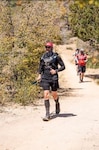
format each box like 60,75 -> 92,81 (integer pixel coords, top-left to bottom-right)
0,45 -> 99,150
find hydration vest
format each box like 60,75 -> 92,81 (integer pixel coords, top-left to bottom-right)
41,52 -> 58,70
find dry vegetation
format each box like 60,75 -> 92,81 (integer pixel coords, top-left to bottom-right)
0,0 -> 66,105
0,0 -> 99,105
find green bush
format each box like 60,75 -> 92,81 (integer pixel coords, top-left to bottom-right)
87,55 -> 99,69
69,3 -> 99,43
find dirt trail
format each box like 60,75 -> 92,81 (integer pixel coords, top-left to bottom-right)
0,45 -> 99,150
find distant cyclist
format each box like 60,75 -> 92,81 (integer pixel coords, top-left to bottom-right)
76,48 -> 87,82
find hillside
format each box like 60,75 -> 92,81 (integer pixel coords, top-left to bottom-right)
0,0 -> 66,104
0,0 -> 99,105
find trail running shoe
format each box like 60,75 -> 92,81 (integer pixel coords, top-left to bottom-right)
79,79 -> 83,83
43,116 -> 50,121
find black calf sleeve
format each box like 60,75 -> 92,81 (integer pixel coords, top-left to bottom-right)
45,100 -> 50,107
55,97 -> 59,103
44,100 -> 50,117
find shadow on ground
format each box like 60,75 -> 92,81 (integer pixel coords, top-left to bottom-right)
85,74 -> 99,79
50,112 -> 77,120
58,87 -> 82,97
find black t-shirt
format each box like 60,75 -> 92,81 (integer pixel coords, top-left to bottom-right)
39,51 -> 65,82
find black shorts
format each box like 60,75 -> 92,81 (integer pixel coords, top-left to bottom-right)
40,80 -> 59,91
78,66 -> 86,73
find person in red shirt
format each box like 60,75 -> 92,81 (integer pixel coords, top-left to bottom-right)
76,49 -> 87,82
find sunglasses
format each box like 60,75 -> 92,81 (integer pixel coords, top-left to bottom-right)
45,46 -> 51,48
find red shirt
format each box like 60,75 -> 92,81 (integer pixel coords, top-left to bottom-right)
77,54 -> 87,66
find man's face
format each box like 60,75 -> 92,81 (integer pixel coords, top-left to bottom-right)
45,46 -> 52,51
